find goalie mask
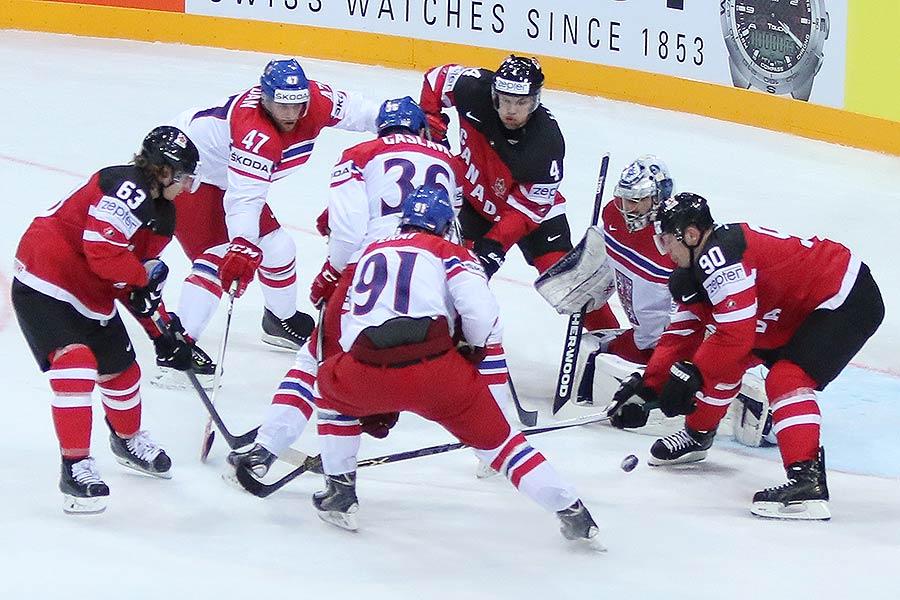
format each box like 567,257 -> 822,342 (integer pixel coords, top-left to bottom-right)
613,155 -> 674,233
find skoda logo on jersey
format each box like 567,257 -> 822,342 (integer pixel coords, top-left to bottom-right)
274,88 -> 310,104
494,77 -> 531,95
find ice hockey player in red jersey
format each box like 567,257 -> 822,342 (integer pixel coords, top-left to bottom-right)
168,58 -> 380,356
11,126 -> 200,514
310,184 -> 604,550
227,97 -> 468,480
419,55 -> 613,330
607,192 -> 884,519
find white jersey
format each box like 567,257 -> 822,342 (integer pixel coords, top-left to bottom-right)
340,231 -> 499,351
327,133 -> 464,270
172,82 -> 378,241
601,200 -> 676,350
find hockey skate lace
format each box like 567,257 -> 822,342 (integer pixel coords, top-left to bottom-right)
126,431 -> 162,462
761,478 -> 798,494
661,430 -> 696,453
71,458 -> 103,485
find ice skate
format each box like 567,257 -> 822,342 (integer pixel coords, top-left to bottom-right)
227,443 -> 277,478
751,447 -> 830,520
557,499 -> 606,552
60,457 -> 110,515
109,429 -> 172,478
261,308 -> 315,350
648,426 -> 716,465
313,472 -> 359,531
475,458 -> 499,479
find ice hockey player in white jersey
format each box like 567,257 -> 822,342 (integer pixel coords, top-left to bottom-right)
164,58 -> 380,362
309,183 -> 604,549
227,97 -> 467,479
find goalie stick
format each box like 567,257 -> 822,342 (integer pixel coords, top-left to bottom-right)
236,412 -> 610,498
552,153 -> 610,414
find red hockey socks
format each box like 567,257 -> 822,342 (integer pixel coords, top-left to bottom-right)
766,361 -> 821,466
99,361 -> 142,438
48,345 -> 97,459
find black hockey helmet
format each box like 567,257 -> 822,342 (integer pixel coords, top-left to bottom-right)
492,55 -> 544,112
654,192 -> 714,242
140,126 -> 200,178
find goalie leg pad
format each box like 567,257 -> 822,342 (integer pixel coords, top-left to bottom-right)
728,371 -> 774,448
534,226 -> 615,314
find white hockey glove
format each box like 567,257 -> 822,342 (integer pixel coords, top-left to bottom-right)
534,226 -> 615,314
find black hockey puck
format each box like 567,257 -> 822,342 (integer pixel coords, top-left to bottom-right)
620,454 -> 639,472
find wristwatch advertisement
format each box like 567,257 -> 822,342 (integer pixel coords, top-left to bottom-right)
721,1 -> 830,101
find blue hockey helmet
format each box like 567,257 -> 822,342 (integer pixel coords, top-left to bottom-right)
400,185 -> 454,236
376,96 -> 428,136
260,59 -> 310,104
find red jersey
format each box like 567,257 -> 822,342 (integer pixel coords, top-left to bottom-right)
645,223 -> 858,392
14,166 -> 173,320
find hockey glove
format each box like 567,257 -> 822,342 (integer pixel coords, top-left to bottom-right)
426,112 -> 450,148
474,237 -> 505,279
607,372 -> 658,429
456,343 -> 487,364
658,360 -> 703,417
128,259 -> 168,317
315,207 -> 330,237
153,314 -> 193,371
219,237 -> 263,297
359,412 -> 400,439
310,261 -> 342,309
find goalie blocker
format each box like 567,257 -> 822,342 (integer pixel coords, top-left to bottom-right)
561,351 -> 774,447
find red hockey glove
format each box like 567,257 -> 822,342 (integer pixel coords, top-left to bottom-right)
219,237 -> 262,298
315,207 -> 330,237
128,259 -> 169,317
359,412 -> 400,439
309,261 -> 342,309
426,112 -> 450,148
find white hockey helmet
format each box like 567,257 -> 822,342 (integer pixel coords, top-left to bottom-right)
613,155 -> 674,232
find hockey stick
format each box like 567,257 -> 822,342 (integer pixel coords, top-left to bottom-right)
236,411 -> 610,498
507,375 -> 538,427
552,153 -> 610,415
186,369 -> 259,449
200,284 -> 237,462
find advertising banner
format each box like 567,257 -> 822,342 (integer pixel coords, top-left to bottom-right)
185,0 -> 847,108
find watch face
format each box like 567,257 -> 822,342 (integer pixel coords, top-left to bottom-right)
734,1 -> 813,74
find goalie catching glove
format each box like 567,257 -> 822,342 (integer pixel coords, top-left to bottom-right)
535,226 -> 615,314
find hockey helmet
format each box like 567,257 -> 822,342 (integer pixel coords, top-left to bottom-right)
400,185 -> 454,236
260,59 -> 310,105
376,96 -> 428,136
491,55 -> 544,113
140,126 -> 200,182
613,155 -> 674,232
654,192 -> 714,243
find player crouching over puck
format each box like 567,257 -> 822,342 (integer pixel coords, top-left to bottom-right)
312,184 -> 604,550
606,193 -> 883,520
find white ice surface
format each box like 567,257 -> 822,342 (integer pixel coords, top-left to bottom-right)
1,31 -> 898,599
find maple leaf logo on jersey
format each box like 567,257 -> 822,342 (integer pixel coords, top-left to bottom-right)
102,226 -> 116,239
492,177 -> 507,198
